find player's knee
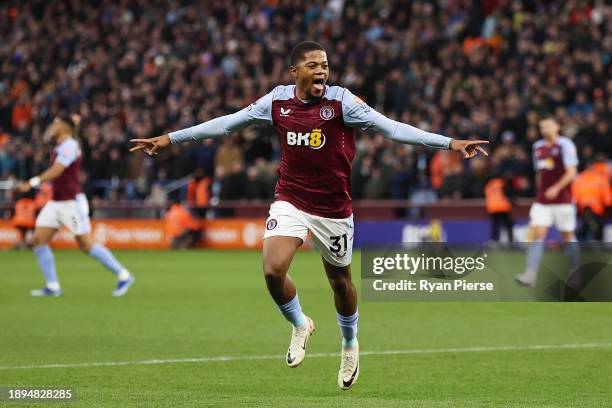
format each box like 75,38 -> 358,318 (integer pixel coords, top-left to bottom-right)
329,276 -> 353,295
31,235 -> 45,247
561,232 -> 576,242
78,241 -> 92,253
263,257 -> 288,283
531,227 -> 547,241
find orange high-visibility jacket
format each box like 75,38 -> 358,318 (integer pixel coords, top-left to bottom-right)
34,183 -> 53,209
572,169 -> 612,216
12,198 -> 36,229
484,178 -> 512,214
186,178 -> 211,207
165,204 -> 200,239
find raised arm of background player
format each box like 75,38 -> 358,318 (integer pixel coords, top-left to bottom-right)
130,87 -> 488,158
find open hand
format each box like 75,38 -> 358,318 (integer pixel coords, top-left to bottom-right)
450,139 -> 489,159
129,135 -> 171,156
544,185 -> 560,200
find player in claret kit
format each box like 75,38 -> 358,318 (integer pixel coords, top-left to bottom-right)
515,116 -> 580,287
18,115 -> 134,297
130,41 -> 488,389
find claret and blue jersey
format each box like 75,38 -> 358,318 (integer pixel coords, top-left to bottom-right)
50,137 -> 82,201
268,86 -> 355,218
169,85 -> 452,218
532,136 -> 579,205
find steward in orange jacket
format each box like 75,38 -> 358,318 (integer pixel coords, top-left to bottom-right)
165,201 -> 201,249
12,192 -> 37,248
34,182 -> 53,209
573,162 -> 611,241
484,175 -> 514,243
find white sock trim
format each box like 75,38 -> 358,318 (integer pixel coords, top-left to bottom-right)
117,269 -> 131,281
47,282 -> 61,291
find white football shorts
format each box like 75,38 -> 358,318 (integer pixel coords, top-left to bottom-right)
263,200 -> 354,267
35,193 -> 91,235
529,202 -> 576,232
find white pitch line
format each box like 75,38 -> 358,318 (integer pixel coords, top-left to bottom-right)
1,342 -> 611,371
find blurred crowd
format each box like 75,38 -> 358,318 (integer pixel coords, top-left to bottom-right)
0,0 -> 610,208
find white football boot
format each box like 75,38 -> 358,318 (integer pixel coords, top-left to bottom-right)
338,340 -> 359,390
514,272 -> 536,288
286,315 -> 315,368
112,273 -> 135,297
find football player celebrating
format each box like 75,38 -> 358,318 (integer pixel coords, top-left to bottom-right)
130,41 -> 487,389
18,115 -> 134,297
516,116 -> 579,287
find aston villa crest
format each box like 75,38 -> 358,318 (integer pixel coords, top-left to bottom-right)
319,106 -> 334,120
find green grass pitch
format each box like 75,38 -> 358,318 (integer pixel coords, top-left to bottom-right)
1,249 -> 611,407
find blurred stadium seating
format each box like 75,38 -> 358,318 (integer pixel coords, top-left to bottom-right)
0,0 -> 610,211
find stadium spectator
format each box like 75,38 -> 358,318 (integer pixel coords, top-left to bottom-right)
165,200 -> 201,249
439,163 -> 466,199
430,150 -> 462,192
186,168 -> 211,217
11,93 -> 32,132
146,183 -> 168,208
484,173 -> 515,243
573,158 -> 612,241
34,182 -> 53,210
186,169 -> 211,208
244,159 -> 276,200
0,0 -> 610,203
11,191 -> 36,248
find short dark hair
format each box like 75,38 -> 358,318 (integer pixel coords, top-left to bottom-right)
57,115 -> 80,137
290,41 -> 325,66
57,115 -> 75,129
538,114 -> 556,122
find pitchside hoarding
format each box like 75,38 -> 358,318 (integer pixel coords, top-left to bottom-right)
0,219 -> 266,249
355,220 -> 612,245
0,219 -> 610,249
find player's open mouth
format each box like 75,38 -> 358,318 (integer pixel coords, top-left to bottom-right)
312,78 -> 325,93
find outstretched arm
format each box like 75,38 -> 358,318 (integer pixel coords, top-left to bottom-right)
130,89 -> 275,156
128,113 -> 243,157
342,89 -> 488,158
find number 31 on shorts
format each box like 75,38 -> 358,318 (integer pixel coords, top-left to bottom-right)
329,233 -> 348,254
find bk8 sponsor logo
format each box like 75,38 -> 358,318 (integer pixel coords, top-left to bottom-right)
286,128 -> 326,149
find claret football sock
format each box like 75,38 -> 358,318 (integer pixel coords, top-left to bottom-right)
278,293 -> 307,328
89,244 -> 129,280
34,245 -> 60,290
337,310 -> 359,349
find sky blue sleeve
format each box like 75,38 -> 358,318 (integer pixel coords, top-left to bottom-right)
55,139 -> 80,167
169,88 -> 275,144
341,88 -> 451,149
560,138 -> 579,167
